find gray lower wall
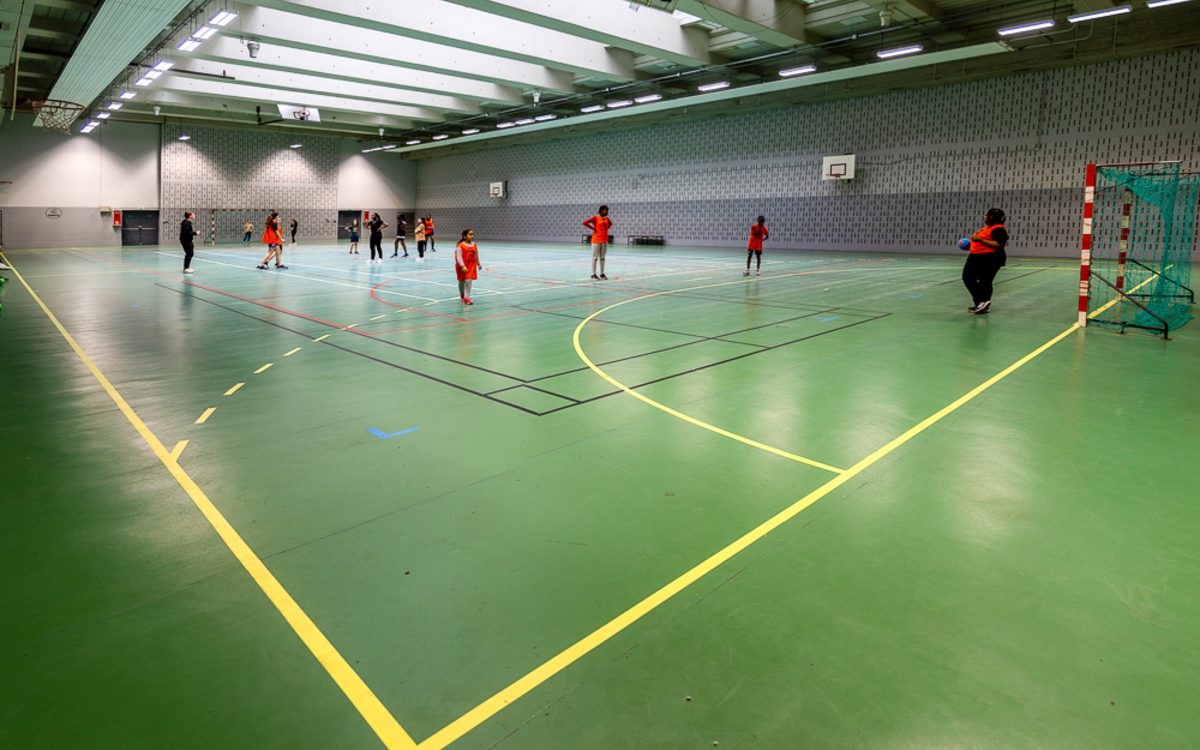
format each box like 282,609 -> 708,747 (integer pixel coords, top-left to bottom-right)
0,207 -> 124,250
415,50 -> 1200,259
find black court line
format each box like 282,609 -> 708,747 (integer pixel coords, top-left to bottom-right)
156,284 -> 544,416
537,313 -> 892,416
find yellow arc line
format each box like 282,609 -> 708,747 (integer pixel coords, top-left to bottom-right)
195,407 -> 217,424
573,277 -> 846,474
224,382 -> 245,396
284,347 -> 302,357
2,256 -> 417,750
421,303 -> 1082,750
255,363 -> 274,374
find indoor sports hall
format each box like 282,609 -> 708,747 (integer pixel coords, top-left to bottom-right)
1,1 -> 1199,749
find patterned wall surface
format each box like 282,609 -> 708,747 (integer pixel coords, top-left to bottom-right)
416,50 -> 1200,256
161,123 -> 340,242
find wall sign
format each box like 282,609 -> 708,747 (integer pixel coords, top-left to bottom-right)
46,207 -> 62,219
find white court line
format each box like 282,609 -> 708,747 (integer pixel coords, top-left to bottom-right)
197,250 -> 468,292
157,253 -> 441,302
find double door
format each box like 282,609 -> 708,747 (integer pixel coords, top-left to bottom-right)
121,210 -> 160,246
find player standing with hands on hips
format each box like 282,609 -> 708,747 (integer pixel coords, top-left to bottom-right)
745,215 -> 768,276
960,208 -> 1008,314
584,205 -> 613,280
456,229 -> 481,305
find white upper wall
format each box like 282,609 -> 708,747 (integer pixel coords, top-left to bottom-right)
0,114 -> 160,208
337,142 -> 416,209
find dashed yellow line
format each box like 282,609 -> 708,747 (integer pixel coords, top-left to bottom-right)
169,440 -> 188,461
284,347 -> 302,357
254,363 -> 274,374
370,315 -> 387,321
313,334 -> 331,342
344,323 -> 360,329
195,407 -> 216,424
224,383 -> 245,396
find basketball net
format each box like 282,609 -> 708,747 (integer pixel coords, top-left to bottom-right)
30,99 -> 85,136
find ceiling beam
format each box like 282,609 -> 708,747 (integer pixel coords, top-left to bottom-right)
439,0 -> 713,66
675,0 -> 822,48
175,36 -> 524,105
34,0 -> 101,12
118,90 -> 412,133
153,75 -> 441,125
236,0 -> 640,82
165,59 -> 484,116
224,4 -> 577,94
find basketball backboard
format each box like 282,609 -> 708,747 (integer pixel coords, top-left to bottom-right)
277,104 -> 321,122
822,154 -> 856,180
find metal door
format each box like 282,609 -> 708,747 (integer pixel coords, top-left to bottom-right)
121,210 -> 160,246
336,210 -> 360,240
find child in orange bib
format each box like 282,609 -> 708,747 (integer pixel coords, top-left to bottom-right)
456,229 -> 481,304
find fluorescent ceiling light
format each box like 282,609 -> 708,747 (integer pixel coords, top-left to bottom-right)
1147,0 -> 1191,6
606,100 -> 633,108
107,102 -> 123,110
97,112 -> 111,119
998,20 -> 1055,35
382,144 -> 396,149
135,77 -> 153,86
877,45 -> 923,58
80,125 -> 94,133
178,135 -> 191,140
193,26 -> 217,40
514,118 -> 534,125
406,139 -> 421,145
580,105 -> 604,113
780,65 -> 816,77
289,143 -> 302,148
1068,5 -> 1131,21
534,114 -> 557,121
209,10 -> 238,25
432,134 -> 449,140
496,122 -> 515,128
634,94 -> 662,103
119,91 -> 136,99
698,81 -> 729,92
153,61 -> 174,72
462,128 -> 481,134
178,39 -> 201,51
673,11 -> 702,23
144,70 -> 162,79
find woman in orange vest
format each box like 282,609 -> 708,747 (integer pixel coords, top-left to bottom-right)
744,215 -> 768,276
583,205 -> 612,280
961,208 -> 1008,314
257,211 -> 287,270
456,228 -> 481,304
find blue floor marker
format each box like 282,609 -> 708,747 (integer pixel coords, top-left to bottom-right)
368,427 -> 420,439
814,316 -> 839,322
905,294 -> 923,298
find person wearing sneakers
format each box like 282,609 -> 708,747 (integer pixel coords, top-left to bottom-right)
583,205 -> 613,280
367,213 -> 388,262
961,208 -> 1008,314
346,219 -> 360,255
257,211 -> 287,269
393,213 -> 408,257
180,211 -> 199,274
415,216 -> 427,259
242,219 -> 254,244
456,229 -> 481,305
424,215 -> 437,252
745,215 -> 768,276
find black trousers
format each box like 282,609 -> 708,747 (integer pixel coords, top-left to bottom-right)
181,240 -> 194,269
370,234 -> 384,259
962,252 -> 1001,305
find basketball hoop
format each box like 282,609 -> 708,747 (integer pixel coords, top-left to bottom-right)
26,99 -> 86,136
292,108 -> 311,122
824,172 -> 845,179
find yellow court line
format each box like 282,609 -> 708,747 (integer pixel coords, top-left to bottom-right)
370,315 -> 387,321
1087,267 -> 1165,320
313,334 -> 331,342
2,256 -> 418,750
255,363 -> 274,374
421,296 -> 1084,750
195,407 -> 217,424
224,382 -> 245,396
344,323 -> 361,329
284,347 -> 302,357
170,440 -> 188,461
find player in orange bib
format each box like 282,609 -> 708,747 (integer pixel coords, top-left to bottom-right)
583,205 -> 612,280
257,211 -> 287,270
961,208 -> 1008,314
456,229 -> 481,304
744,215 -> 768,276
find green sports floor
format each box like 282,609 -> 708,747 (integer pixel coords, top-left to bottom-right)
2,241 -> 1198,750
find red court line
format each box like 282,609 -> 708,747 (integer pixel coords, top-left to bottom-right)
369,278 -> 467,320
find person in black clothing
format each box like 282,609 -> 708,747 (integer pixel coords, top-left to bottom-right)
180,211 -> 199,274
290,218 -> 298,245
961,208 -> 1009,314
367,213 -> 388,262
393,213 -> 408,257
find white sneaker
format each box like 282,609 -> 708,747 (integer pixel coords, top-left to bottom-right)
755,270 -> 760,276
0,262 -> 10,270
183,268 -> 195,274
743,270 -> 749,276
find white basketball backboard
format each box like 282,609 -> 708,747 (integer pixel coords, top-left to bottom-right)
277,104 -> 321,122
822,155 -> 856,180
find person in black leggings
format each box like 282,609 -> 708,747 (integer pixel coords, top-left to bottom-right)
290,218 -> 298,245
180,211 -> 199,274
367,213 -> 388,262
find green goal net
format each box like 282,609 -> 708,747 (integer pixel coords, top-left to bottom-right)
1081,162 -> 1198,338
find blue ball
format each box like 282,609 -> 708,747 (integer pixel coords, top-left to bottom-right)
958,238 -> 971,250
